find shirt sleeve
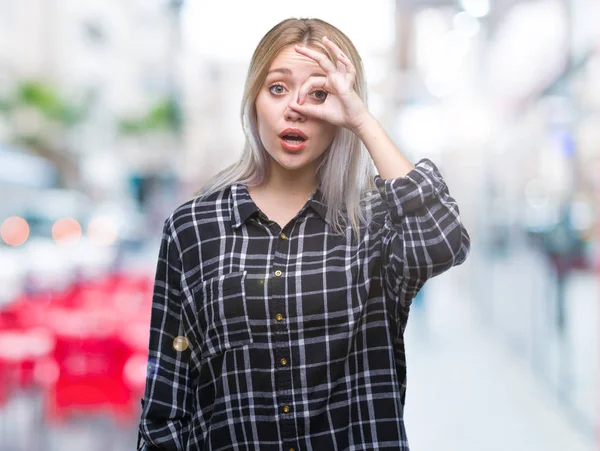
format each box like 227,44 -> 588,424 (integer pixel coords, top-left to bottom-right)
137,217 -> 198,451
374,158 -> 470,312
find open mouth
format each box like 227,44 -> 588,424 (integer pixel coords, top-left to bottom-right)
279,135 -> 307,151
279,128 -> 308,151
281,135 -> 306,144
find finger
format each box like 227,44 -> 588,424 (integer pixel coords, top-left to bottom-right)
338,52 -> 356,77
297,76 -> 328,105
323,37 -> 356,77
294,44 -> 337,74
288,99 -> 325,121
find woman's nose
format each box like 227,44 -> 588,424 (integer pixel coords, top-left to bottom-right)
284,102 -> 306,121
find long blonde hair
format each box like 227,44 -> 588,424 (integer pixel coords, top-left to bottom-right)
196,18 -> 377,238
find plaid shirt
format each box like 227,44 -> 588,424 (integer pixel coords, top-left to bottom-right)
138,158 -> 470,451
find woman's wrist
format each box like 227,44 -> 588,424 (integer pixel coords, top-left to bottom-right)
349,110 -> 376,138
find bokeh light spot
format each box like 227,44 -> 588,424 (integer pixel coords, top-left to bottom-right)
1,216 -> 30,246
52,217 -> 82,243
87,216 -> 119,246
146,357 -> 159,377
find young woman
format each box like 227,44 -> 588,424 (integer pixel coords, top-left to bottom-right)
138,17 -> 470,451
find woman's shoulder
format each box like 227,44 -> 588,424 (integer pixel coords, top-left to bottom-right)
165,184 -> 236,231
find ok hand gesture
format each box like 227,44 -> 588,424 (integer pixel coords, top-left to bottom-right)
290,36 -> 370,133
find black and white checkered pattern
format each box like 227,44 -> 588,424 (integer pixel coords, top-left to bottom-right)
138,158 -> 470,450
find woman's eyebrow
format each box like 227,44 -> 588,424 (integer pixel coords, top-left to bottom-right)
267,67 -> 326,78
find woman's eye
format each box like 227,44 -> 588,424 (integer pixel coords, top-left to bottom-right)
269,84 -> 286,95
311,90 -> 328,101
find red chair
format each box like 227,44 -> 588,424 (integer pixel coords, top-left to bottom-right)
0,327 -> 55,392
43,308 -> 142,425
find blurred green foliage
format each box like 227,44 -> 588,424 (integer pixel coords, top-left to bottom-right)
18,81 -> 85,125
118,97 -> 181,135
0,98 -> 10,114
0,80 -> 86,126
0,80 -> 86,183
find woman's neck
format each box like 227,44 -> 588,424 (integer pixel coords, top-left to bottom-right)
259,166 -> 318,200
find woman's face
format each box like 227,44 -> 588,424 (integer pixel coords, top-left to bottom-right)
255,45 -> 338,177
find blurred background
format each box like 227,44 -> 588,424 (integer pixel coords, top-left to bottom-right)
0,0 -> 598,450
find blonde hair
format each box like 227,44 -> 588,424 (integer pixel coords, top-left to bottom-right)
196,17 -> 377,239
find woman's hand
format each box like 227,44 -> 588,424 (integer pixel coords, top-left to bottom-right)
291,36 -> 371,133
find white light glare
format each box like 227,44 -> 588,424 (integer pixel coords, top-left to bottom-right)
525,179 -> 550,209
460,0 -> 490,18
453,11 -> 481,38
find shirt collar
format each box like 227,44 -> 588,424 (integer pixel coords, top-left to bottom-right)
231,183 -> 328,229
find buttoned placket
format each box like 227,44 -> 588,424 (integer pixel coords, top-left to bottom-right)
267,221 -> 297,451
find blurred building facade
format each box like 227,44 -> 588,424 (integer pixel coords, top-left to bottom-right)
0,0 -> 185,216
389,0 -> 600,439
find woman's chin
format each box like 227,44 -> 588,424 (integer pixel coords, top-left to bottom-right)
265,144 -> 324,173
278,161 -> 307,172
274,155 -> 314,172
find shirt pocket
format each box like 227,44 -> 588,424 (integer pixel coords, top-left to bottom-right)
185,271 -> 253,362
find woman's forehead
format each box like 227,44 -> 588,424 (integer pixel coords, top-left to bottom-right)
267,45 -> 327,75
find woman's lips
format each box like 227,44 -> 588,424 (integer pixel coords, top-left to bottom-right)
280,137 -> 307,152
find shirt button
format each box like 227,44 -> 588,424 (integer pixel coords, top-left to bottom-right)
280,233 -> 287,239
280,357 -> 288,366
275,313 -> 284,322
274,270 -> 282,277
282,405 -> 290,414
172,336 -> 188,352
